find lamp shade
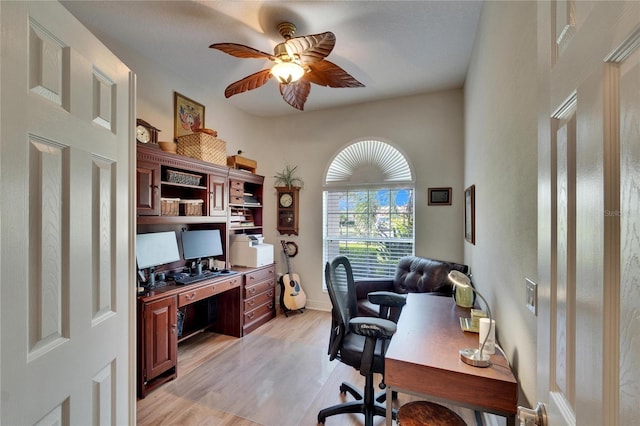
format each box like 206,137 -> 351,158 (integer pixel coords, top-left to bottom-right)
270,62 -> 305,84
450,270 -> 474,307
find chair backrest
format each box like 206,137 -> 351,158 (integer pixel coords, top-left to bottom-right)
393,256 -> 469,295
325,256 -> 359,360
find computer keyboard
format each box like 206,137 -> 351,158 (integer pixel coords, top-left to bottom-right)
174,272 -> 216,285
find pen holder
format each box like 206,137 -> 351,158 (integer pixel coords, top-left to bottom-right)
479,318 -> 495,354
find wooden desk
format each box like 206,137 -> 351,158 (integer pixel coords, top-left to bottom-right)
385,294 -> 518,425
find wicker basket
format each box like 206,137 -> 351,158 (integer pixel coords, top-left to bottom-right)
161,198 -> 180,216
166,169 -> 202,186
179,199 -> 204,216
176,132 -> 226,165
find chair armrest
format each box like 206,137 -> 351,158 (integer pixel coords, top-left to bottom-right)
355,278 -> 394,300
368,291 -> 407,308
349,317 -> 397,340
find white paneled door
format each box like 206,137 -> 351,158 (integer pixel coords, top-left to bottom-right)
1,2 -> 133,424
535,1 -> 640,425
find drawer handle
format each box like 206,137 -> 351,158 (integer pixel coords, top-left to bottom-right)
267,290 -> 274,297
268,302 -> 274,309
248,287 -> 256,294
248,300 -> 255,307
185,292 -> 197,300
247,312 -> 255,319
249,275 -> 255,281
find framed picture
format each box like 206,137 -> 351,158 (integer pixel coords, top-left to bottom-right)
174,92 -> 205,139
428,187 -> 452,206
465,185 -> 475,244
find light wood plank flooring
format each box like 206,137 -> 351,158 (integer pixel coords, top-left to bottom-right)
137,309 -> 479,426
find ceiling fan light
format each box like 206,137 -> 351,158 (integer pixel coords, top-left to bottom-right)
271,62 -> 305,84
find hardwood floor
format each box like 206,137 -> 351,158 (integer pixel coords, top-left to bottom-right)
136,309 -> 479,426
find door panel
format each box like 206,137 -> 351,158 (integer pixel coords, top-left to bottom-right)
1,2 -> 133,424
618,44 -> 640,426
537,1 -> 640,425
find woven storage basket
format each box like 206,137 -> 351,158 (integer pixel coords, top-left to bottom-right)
176,133 -> 226,165
161,198 -> 180,216
179,199 -> 204,216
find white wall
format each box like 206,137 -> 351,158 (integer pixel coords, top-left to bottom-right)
256,91 -> 466,310
464,1 -> 538,405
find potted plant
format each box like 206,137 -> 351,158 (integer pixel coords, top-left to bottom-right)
273,164 -> 303,188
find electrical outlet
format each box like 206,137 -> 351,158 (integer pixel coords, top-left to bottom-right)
526,278 -> 537,315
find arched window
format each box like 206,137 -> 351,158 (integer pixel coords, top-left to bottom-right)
323,140 -> 415,279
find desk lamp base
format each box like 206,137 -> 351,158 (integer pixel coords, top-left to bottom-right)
460,348 -> 491,368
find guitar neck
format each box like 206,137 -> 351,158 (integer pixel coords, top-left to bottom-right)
281,242 -> 293,275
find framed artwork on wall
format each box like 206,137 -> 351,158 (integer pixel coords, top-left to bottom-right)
428,187 -> 452,205
465,184 -> 475,244
174,91 -> 205,139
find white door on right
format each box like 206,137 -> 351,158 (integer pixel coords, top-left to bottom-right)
536,1 -> 640,425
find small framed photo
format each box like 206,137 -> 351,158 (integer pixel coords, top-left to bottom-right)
174,91 -> 205,139
465,184 -> 475,244
428,187 -> 452,206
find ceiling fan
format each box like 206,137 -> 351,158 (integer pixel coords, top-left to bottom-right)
210,22 -> 364,111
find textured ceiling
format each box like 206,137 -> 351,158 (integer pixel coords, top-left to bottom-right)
62,1 -> 483,117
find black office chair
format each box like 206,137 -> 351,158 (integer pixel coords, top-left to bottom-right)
317,256 -> 399,426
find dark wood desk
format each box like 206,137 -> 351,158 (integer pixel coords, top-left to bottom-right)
385,294 -> 518,425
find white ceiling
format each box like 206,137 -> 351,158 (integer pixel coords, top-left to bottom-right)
61,1 -> 483,117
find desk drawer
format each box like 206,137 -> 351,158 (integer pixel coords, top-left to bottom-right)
243,299 -> 274,324
244,287 -> 275,311
230,180 -> 243,191
229,186 -> 244,197
178,277 -> 240,307
244,266 -> 275,285
244,278 -> 275,299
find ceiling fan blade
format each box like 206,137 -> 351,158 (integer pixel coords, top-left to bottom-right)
305,60 -> 365,88
279,79 -> 311,111
210,43 -> 274,60
224,69 -> 273,98
285,32 -> 335,64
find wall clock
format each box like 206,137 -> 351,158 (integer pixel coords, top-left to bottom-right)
276,186 -> 300,235
136,118 -> 160,146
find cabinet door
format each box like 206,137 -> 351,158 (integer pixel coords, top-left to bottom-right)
137,160 -> 160,215
208,173 -> 227,217
143,297 -> 177,381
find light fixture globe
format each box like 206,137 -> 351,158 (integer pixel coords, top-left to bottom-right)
270,61 -> 305,84
448,270 -> 493,368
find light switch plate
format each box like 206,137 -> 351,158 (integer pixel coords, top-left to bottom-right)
526,278 -> 537,315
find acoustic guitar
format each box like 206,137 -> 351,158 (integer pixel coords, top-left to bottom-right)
280,240 -> 306,313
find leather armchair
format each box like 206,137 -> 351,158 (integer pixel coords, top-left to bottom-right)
355,256 -> 470,320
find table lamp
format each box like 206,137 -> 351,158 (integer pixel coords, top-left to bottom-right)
448,270 -> 493,367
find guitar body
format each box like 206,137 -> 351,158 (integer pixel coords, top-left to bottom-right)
280,240 -> 306,315
281,272 -> 307,311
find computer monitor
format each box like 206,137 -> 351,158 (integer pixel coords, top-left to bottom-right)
136,231 -> 181,286
181,229 -> 223,275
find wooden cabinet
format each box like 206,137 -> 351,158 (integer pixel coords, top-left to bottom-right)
136,144 -> 228,224
138,296 -> 177,397
136,145 -> 274,396
136,160 -> 160,215
137,274 -> 243,397
208,172 -> 227,217
242,264 -> 276,335
228,169 -> 264,236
